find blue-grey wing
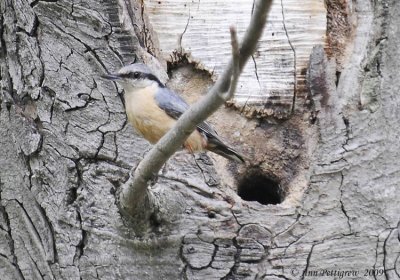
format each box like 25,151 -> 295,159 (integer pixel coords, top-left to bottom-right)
154,87 -> 189,119
154,87 -> 220,139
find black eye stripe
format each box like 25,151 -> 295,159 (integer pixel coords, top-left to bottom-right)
144,73 -> 165,88
119,71 -> 165,88
120,72 -> 142,79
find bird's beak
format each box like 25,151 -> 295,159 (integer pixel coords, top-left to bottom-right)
101,73 -> 122,81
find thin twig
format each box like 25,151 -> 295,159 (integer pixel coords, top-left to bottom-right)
119,0 -> 273,216
224,26 -> 241,100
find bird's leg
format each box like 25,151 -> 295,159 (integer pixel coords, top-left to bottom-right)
191,153 -> 199,164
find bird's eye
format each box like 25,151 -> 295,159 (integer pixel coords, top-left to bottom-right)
133,72 -> 140,79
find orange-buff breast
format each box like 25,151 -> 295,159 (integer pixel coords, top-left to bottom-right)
124,86 -> 207,152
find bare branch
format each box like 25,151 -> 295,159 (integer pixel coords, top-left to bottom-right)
223,26 -> 240,100
119,0 -> 273,216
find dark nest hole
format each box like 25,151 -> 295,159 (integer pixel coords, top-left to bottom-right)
237,168 -> 283,205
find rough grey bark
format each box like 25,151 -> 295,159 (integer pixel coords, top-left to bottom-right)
0,1 -> 399,280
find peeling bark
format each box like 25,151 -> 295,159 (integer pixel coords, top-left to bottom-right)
1,0 -> 400,279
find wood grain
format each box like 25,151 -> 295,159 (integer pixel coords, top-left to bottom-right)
145,0 -> 327,118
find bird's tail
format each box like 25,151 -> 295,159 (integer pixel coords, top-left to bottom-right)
206,138 -> 245,163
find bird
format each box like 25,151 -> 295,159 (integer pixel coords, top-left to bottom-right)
102,63 -> 245,163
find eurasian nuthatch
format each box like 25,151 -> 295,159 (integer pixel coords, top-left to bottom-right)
102,63 -> 245,163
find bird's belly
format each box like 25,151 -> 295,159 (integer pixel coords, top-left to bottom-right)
125,90 -> 206,150
131,113 -> 174,144
130,112 -> 206,151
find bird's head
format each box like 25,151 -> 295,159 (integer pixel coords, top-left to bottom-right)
102,63 -> 164,92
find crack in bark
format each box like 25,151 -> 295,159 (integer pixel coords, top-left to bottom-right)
0,199 -> 24,277
112,116 -> 128,162
252,55 -> 261,89
178,236 -> 189,279
274,213 -> 301,238
179,9 -> 191,52
10,2 -> 43,103
339,172 -> 352,233
382,228 -> 394,280
13,124 -> 56,267
281,234 -> 303,256
47,21 -> 108,73
12,199 -> 55,279
7,2 -> 24,101
65,90 -> 102,121
36,202 -> 57,264
140,1 -> 149,52
107,40 -> 124,65
92,79 -> 118,135
15,16 -> 39,38
14,200 -> 44,253
239,55 -> 261,114
230,208 -> 242,228
42,87 -> 55,123
112,132 -> 119,162
45,142 -> 76,160
25,247 -> 46,280
341,114 -> 351,152
26,156 -> 35,192
396,221 -> 400,280
0,5 -> 16,106
224,237 -> 242,279
192,154 -> 219,188
209,242 -> 219,269
66,159 -> 82,206
94,130 -> 106,159
300,243 -> 316,280
178,202 -> 248,278
372,231 -> 384,280
73,202 -> 87,274
25,120 -> 43,156
75,226 -> 88,261
280,0 -> 297,113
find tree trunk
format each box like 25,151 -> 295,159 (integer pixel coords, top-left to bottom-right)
1,0 -> 399,280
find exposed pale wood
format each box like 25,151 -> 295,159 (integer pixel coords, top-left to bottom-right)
1,0 -> 400,279
145,0 -> 327,117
